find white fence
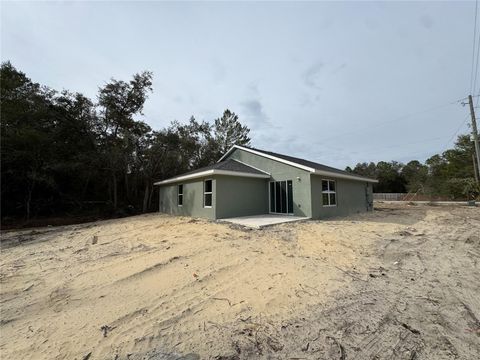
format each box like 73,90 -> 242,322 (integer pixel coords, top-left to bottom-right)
373,193 -> 407,201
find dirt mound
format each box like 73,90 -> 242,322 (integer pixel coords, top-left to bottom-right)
1,205 -> 479,359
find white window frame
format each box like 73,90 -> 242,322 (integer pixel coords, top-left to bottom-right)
322,179 -> 337,207
177,184 -> 183,207
203,179 -> 213,208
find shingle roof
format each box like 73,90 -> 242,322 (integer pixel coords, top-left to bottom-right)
225,145 -> 377,182
154,158 -> 269,185
156,145 -> 377,185
181,158 -> 267,177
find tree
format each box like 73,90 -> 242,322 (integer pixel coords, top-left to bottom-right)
425,135 -> 476,197
346,134 -> 478,199
213,109 -> 251,158
442,135 -> 475,178
161,117 -> 211,170
401,160 -> 428,193
351,162 -> 377,179
1,62 -> 57,219
0,63 -> 258,225
96,71 -> 153,210
1,62 -> 101,219
375,161 -> 406,193
136,129 -> 185,212
349,161 -> 406,193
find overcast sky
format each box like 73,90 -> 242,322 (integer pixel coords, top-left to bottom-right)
1,1 -> 476,168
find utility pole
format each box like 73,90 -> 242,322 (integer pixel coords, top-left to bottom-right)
468,95 -> 480,182
473,154 -> 479,184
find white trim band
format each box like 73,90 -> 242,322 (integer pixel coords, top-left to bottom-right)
219,145 -> 378,183
313,170 -> 378,183
229,158 -> 271,176
218,145 -> 316,172
154,169 -> 270,185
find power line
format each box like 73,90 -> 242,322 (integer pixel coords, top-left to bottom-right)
467,95 -> 480,180
474,30 -> 480,102
312,113 -> 471,162
321,101 -> 456,144
344,114 -> 470,160
471,0 -> 479,94
320,96 -> 479,145
440,113 -> 470,153
355,137 -> 444,155
455,94 -> 480,104
354,117 -> 469,156
464,1 -> 480,181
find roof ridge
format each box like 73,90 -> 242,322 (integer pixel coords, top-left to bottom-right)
229,158 -> 271,175
231,145 -> 377,182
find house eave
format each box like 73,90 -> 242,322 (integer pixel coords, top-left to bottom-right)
154,169 -> 270,185
219,145 -> 378,183
312,170 -> 378,183
218,145 -> 316,172
229,158 -> 271,175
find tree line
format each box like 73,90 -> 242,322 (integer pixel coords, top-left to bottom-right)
1,62 -> 250,224
346,134 -> 480,200
1,62 -> 479,226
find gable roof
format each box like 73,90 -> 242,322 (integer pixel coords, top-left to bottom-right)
219,145 -> 378,183
153,158 -> 270,185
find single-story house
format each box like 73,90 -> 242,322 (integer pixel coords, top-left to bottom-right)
154,145 -> 377,220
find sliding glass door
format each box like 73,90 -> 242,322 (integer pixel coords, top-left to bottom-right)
269,180 -> 293,214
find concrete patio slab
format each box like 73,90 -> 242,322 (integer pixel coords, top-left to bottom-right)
220,214 -> 309,228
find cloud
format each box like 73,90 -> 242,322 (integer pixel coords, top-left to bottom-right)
302,61 -> 324,90
252,131 -> 353,169
3,1 -> 469,169
210,59 -> 226,83
253,132 -> 306,155
172,95 -> 183,103
240,99 -> 270,129
300,61 -> 331,106
364,17 -> 380,31
247,82 -> 260,96
331,63 -> 347,74
419,15 -> 433,29
241,99 -> 263,117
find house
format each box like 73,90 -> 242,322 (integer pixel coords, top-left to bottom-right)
154,145 -> 377,219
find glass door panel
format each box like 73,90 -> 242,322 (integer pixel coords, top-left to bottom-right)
270,180 -> 293,214
269,182 -> 275,213
287,180 -> 293,214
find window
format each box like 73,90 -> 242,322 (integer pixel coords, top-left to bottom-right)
322,180 -> 336,207
177,184 -> 183,206
204,179 -> 212,208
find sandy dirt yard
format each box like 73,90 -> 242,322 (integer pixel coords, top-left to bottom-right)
1,203 -> 479,360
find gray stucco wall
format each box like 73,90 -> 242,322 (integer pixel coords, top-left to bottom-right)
215,175 -> 268,218
227,149 -> 312,217
159,176 -> 216,220
159,174 -> 269,220
158,149 -> 374,220
310,175 -> 373,219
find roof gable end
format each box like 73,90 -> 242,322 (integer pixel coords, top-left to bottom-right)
154,158 -> 270,185
219,145 -> 316,172
219,145 -> 378,183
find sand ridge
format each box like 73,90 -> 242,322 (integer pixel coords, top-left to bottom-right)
1,203 -> 479,359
